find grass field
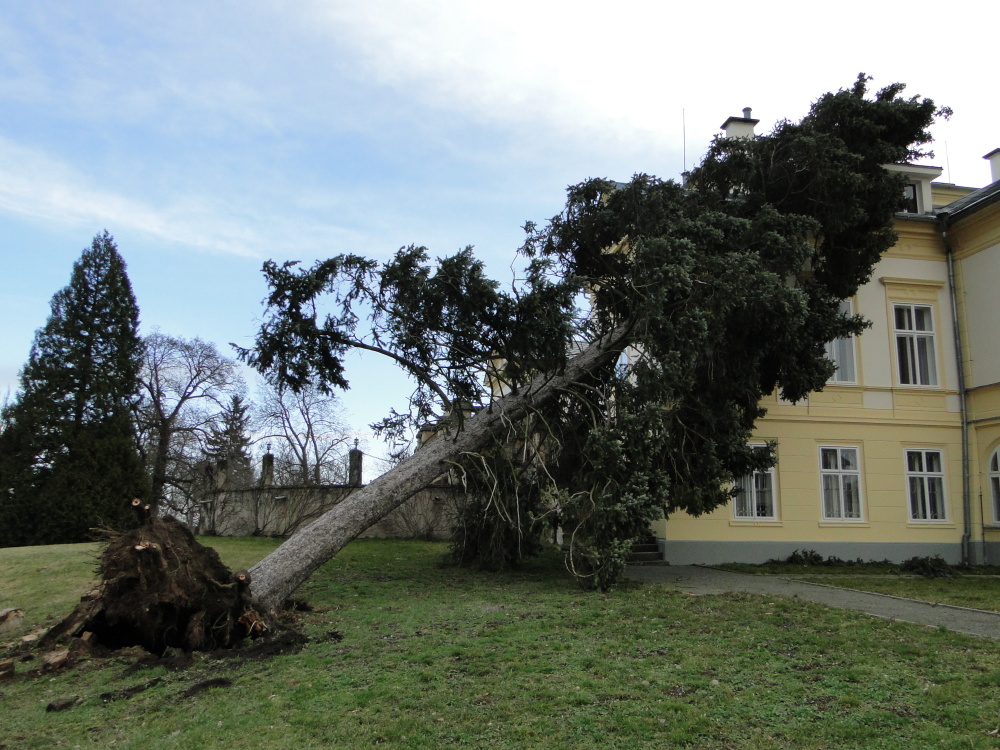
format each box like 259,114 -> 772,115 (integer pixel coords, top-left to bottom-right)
5,539 -> 1000,748
785,575 -> 1000,613
718,560 -> 1000,613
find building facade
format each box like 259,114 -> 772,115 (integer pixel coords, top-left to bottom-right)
654,135 -> 1000,565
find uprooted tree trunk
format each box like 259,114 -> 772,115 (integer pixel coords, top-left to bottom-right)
43,515 -> 269,654
39,330 -> 618,652
36,329 -> 612,654
248,329 -> 626,610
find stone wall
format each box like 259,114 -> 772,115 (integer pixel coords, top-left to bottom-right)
205,484 -> 465,541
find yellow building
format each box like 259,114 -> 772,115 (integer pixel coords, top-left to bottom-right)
654,122 -> 1000,565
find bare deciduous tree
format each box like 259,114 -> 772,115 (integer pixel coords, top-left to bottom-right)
255,381 -> 352,486
137,332 -> 244,513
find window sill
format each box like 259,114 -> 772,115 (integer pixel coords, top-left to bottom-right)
730,520 -> 782,527
818,521 -> 869,527
906,521 -> 955,528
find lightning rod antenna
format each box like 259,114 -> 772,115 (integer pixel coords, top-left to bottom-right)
682,108 -> 687,177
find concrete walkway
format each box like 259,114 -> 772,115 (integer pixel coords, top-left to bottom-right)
626,564 -> 1000,640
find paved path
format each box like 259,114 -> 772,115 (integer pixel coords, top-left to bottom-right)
626,565 -> 1000,640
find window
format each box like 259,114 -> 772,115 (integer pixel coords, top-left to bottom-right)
826,299 -> 857,383
733,448 -> 777,520
902,183 -> 919,213
615,350 -> 631,379
820,446 -> 862,520
991,450 -> 1000,524
894,304 -> 938,386
905,449 -> 947,521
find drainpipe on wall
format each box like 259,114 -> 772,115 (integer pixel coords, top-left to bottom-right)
940,224 -> 973,563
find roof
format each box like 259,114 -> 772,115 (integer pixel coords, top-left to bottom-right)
937,180 -> 1000,226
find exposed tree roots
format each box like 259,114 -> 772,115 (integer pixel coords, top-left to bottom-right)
42,516 -> 274,655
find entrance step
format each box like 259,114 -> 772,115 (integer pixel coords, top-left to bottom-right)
628,538 -> 664,565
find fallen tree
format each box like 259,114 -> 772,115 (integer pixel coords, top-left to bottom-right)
247,326 -> 627,609
238,75 -> 948,606
33,77 -> 950,654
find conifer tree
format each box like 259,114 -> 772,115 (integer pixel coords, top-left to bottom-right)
204,394 -> 254,486
136,333 -> 244,507
0,231 -> 147,546
236,76 -> 949,606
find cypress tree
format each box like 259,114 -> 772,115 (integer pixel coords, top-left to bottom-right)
0,231 -> 147,546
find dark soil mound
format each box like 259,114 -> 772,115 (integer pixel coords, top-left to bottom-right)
43,516 -> 271,654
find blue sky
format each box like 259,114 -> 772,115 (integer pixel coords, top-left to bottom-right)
2,0 -> 996,461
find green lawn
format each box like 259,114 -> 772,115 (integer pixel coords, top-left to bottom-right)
717,560 -> 1000,612
787,575 -> 1000,613
4,539 -> 1000,748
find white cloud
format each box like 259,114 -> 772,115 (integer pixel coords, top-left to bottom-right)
0,138 -> 170,236
307,2 -> 801,134
305,0 -> 997,186
0,136 -> 382,259
308,1 -> 688,149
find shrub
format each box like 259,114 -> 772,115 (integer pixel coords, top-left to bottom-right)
767,549 -> 825,566
901,555 -> 957,578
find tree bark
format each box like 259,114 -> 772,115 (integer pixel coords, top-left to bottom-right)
249,329 -> 625,610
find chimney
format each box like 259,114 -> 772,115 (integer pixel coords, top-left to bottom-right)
720,107 -> 759,139
259,444 -> 274,487
348,439 -> 363,486
985,148 -> 1000,184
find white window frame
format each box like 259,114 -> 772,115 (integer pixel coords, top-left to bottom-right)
733,445 -> 777,521
819,446 -> 863,521
990,449 -> 1000,524
826,299 -> 857,384
905,449 -> 947,522
893,303 -> 938,387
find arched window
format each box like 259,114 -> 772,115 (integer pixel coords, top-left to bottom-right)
991,449 -> 1000,524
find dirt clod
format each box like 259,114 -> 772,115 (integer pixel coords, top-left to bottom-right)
0,608 -> 24,635
100,678 -> 164,703
41,648 -> 70,670
123,648 -> 194,674
209,629 -> 309,661
20,629 -> 44,645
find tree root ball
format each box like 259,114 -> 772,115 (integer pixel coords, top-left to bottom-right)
43,516 -> 273,654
